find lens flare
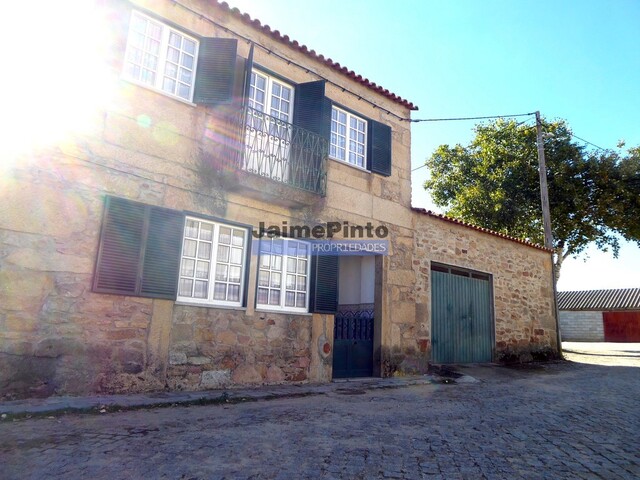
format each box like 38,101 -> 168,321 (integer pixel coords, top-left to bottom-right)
1,1 -> 117,163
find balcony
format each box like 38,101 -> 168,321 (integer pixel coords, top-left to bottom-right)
203,105 -> 328,207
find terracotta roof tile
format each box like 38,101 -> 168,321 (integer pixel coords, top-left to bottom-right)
216,1 -> 418,110
412,208 -> 551,253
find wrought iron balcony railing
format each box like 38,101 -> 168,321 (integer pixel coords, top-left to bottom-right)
221,106 -> 328,196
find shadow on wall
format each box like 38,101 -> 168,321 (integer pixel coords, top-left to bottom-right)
0,341 -> 165,401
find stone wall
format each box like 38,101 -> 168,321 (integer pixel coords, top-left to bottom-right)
167,306 -> 313,390
559,311 -> 604,342
412,212 -> 558,364
0,0 -> 413,398
0,0 -> 559,399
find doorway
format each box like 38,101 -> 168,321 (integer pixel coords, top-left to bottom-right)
431,263 -> 494,363
333,256 -> 375,378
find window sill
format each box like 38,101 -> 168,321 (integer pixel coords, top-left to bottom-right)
329,156 -> 369,174
120,77 -> 197,108
175,301 -> 246,311
255,307 -> 312,317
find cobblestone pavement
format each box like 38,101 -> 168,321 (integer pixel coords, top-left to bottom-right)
1,354 -> 639,479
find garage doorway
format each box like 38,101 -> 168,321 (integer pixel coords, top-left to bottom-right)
604,311 -> 640,342
431,263 -> 494,363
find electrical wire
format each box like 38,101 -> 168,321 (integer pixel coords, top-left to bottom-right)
171,0 -> 413,121
410,119 -> 616,173
410,114 -> 536,171
570,134 -> 607,151
170,3 -> 538,126
409,112 -> 535,123
168,0 -> 626,159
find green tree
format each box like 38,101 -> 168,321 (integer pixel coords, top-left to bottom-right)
423,118 -> 640,279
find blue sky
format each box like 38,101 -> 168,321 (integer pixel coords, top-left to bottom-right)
226,0 -> 640,290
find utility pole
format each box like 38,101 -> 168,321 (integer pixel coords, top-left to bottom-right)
535,111 -> 562,356
535,111 -> 553,250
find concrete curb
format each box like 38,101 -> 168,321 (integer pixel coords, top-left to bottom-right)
0,374 -> 478,419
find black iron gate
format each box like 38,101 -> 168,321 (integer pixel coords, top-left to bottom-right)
333,307 -> 374,378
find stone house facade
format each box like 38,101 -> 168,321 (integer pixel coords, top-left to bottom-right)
413,210 -> 557,364
0,0 -> 558,399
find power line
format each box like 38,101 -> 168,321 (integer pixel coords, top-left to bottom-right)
171,1 -> 414,121
410,113 -> 535,172
410,118 -> 614,173
570,134 -> 607,151
410,113 -> 536,171
409,112 -> 535,123
516,118 -> 535,128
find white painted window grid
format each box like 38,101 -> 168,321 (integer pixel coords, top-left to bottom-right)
248,70 -> 294,122
123,11 -> 199,102
257,238 -> 310,313
177,217 -> 247,307
330,106 -> 367,168
245,70 -> 295,180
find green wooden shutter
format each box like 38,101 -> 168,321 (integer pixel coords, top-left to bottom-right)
241,43 -> 254,105
309,255 -> 339,314
193,37 -> 238,105
140,207 -> 185,299
241,234 -> 253,308
367,120 -> 392,176
94,197 -> 184,299
294,80 -> 331,141
93,196 -> 145,295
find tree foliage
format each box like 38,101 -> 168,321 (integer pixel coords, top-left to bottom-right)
424,118 -> 640,277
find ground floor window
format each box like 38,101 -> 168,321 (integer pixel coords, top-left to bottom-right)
177,217 -> 248,307
257,237 -> 310,313
94,197 -> 340,314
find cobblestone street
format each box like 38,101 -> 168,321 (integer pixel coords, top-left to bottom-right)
1,347 -> 639,479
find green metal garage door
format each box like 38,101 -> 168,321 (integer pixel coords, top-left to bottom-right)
431,265 -> 494,363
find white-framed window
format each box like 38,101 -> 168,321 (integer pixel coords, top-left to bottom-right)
248,70 -> 294,122
257,238 -> 310,313
330,106 -> 367,168
177,217 -> 248,307
245,70 -> 295,179
123,11 -> 199,102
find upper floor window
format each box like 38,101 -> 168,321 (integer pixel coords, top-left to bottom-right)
123,11 -> 199,102
248,70 -> 295,122
177,217 -> 248,307
330,106 -> 367,169
245,70 -> 296,180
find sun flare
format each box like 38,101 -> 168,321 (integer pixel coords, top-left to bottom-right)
2,1 -> 116,159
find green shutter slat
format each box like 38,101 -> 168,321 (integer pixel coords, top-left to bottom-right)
242,43 -> 254,105
431,267 -> 493,363
93,197 -> 145,295
310,255 -> 339,314
367,120 -> 392,176
242,234 -> 253,308
193,37 -> 238,105
294,80 -> 331,141
140,207 -> 185,299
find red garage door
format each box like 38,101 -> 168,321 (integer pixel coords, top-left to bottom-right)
603,311 -> 640,342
